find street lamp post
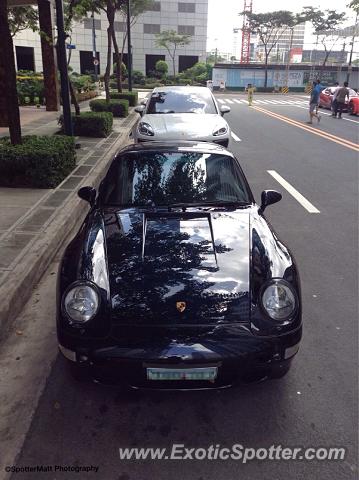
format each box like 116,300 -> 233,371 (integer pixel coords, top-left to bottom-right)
347,12 -> 358,84
126,0 -> 132,91
55,0 -> 73,136
91,12 -> 98,82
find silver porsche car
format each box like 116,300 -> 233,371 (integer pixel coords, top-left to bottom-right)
134,86 -> 231,146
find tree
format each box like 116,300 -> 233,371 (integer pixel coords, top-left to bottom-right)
7,6 -> 38,37
155,59 -> 168,78
0,1 -> 22,143
240,10 -> 294,87
113,0 -> 154,92
155,30 -> 191,76
206,53 -> 225,63
298,7 -> 346,67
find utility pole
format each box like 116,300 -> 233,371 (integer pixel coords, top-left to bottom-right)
126,0 -> 132,91
284,27 -> 294,88
347,11 -> 358,84
91,12 -> 98,82
55,0 -> 73,136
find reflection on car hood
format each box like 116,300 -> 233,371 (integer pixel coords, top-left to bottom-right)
140,113 -> 229,138
103,209 -> 249,325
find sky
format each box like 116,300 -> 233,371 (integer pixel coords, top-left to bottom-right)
207,0 -> 357,53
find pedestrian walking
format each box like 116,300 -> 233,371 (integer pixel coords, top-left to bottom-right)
307,81 -> 321,124
333,82 -> 350,119
206,79 -> 213,92
245,83 -> 255,106
331,82 -> 340,116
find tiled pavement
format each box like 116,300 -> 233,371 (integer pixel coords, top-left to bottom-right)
0,93 -> 146,305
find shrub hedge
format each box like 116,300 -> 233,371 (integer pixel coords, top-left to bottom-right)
109,91 -> 138,106
89,99 -> 129,117
0,135 -> 76,188
58,112 -> 113,137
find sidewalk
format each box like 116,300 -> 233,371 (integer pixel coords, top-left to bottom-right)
0,93 -> 145,338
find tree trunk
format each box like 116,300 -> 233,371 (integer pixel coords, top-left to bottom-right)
112,29 -> 122,92
104,1 -> 115,103
69,79 -> 80,115
264,52 -> 269,88
0,0 -> 21,143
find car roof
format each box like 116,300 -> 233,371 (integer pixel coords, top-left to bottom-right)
117,141 -> 233,156
151,86 -> 211,93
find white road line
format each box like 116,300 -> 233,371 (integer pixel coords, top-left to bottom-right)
224,99 -> 234,104
255,100 -> 266,104
231,131 -> 241,142
233,99 -> 242,104
217,99 -> 225,104
294,105 -> 359,124
267,170 -> 320,213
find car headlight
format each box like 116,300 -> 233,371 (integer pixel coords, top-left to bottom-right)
261,280 -> 297,321
63,282 -> 100,323
138,122 -> 154,136
213,125 -> 228,136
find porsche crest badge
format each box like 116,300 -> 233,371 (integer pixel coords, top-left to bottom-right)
176,301 -> 186,313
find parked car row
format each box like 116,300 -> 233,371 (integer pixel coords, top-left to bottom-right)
57,86 -> 302,390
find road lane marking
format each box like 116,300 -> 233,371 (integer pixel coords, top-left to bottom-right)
294,104 -> 359,125
231,131 -> 241,142
252,105 -> 359,152
267,170 -> 320,213
217,99 -> 225,104
233,99 -> 242,104
224,99 -> 234,104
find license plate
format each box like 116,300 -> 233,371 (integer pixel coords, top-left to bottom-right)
147,367 -> 218,382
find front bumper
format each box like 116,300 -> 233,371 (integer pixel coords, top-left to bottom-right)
58,326 -> 301,389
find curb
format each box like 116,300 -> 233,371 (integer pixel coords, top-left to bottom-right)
0,113 -> 139,341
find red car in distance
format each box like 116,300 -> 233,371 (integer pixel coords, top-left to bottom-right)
319,86 -> 359,115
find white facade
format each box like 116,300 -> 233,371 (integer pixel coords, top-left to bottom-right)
13,0 -> 208,76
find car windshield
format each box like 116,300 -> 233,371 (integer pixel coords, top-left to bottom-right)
146,90 -> 218,114
99,151 -> 252,207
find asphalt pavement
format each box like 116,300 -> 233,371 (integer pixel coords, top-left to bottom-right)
5,94 -> 358,480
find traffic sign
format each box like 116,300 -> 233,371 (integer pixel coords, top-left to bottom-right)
66,44 -> 76,49
93,58 -> 99,66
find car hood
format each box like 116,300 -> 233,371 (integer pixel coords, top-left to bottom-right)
103,209 -> 250,325
140,113 -> 229,139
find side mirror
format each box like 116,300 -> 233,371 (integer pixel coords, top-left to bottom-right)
260,190 -> 282,212
220,105 -> 231,116
78,186 -> 96,206
135,105 -> 145,115
140,99 -> 147,105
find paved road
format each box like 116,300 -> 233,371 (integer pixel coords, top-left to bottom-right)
9,95 -> 358,480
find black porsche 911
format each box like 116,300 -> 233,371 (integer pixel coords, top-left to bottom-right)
57,141 -> 302,389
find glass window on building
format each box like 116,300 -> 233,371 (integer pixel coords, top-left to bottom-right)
178,2 -> 195,13
144,24 -> 161,34
16,46 -> 35,71
83,18 -> 101,30
146,54 -> 165,76
80,51 -> 100,74
114,21 -> 126,32
178,55 -> 198,72
178,25 -> 195,35
148,1 -> 161,11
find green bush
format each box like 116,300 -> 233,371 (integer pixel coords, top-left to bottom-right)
155,60 -> 168,78
133,70 -> 145,84
89,98 -> 129,117
59,112 -> 113,137
69,74 -> 95,93
17,77 -> 45,104
0,135 -> 76,188
109,91 -> 138,106
113,62 -> 127,78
